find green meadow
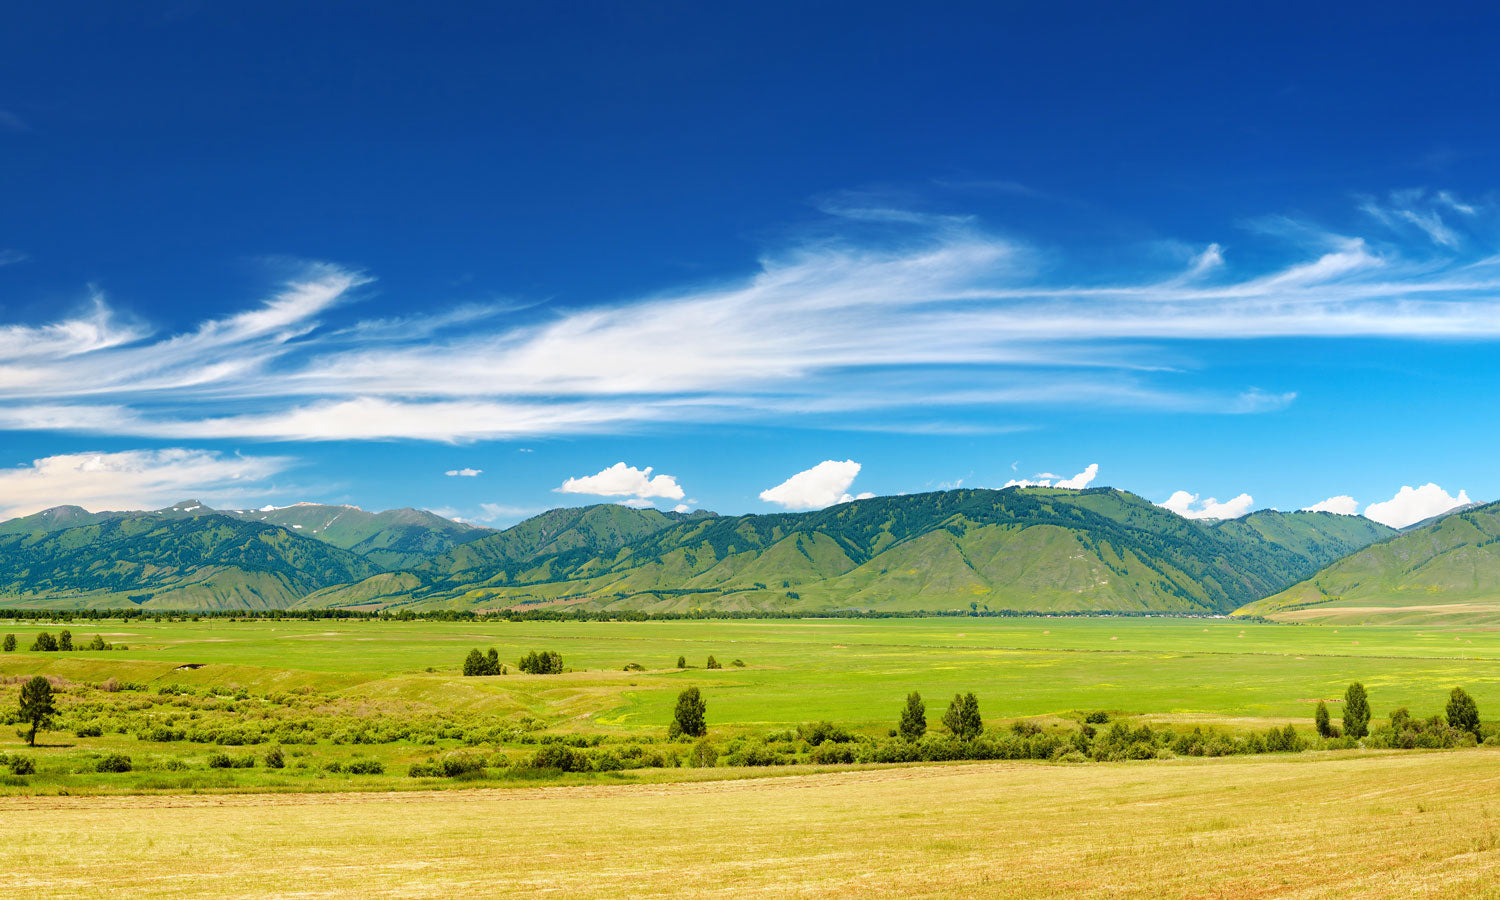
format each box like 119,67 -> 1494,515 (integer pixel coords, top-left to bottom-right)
4,616 -> 1499,734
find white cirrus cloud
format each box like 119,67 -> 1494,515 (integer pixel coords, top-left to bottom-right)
1005,463 -> 1099,490
760,460 -> 873,510
0,448 -> 292,519
1302,495 -> 1360,516
1363,483 -> 1473,529
2,192 -> 1500,441
557,462 -> 685,500
1159,490 -> 1255,520
445,468 -> 482,477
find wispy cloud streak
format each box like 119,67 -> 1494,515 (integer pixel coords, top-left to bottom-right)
2,193 -> 1499,441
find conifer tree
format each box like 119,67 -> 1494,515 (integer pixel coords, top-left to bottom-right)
1314,700 -> 1331,738
1343,682 -> 1370,739
18,676 -> 56,746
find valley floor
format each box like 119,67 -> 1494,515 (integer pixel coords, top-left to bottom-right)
5,750 -> 1500,898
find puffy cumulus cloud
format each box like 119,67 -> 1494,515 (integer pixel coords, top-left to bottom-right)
557,462 -> 685,500
1302,495 -> 1360,515
0,448 -> 291,519
445,468 -> 482,477
673,503 -> 692,513
1363,483 -> 1473,529
1005,463 -> 1099,490
618,498 -> 656,509
1159,490 -> 1255,520
759,460 -> 873,510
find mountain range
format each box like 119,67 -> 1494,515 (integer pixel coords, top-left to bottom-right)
0,487 -> 1433,615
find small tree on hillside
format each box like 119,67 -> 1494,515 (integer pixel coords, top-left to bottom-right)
1314,700 -> 1332,738
898,691 -> 927,741
943,692 -> 983,741
1343,682 -> 1370,739
670,687 -> 707,738
1,634 -> 14,652
18,676 -> 56,746
462,649 -> 486,676
1447,687 -> 1481,739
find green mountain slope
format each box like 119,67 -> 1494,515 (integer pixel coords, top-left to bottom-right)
1237,501 -> 1500,623
420,504 -> 708,575
393,488 -> 1395,614
0,512 -> 382,610
222,503 -> 492,569
0,505 -> 123,534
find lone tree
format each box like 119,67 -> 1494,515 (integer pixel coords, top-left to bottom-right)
1314,700 -> 1332,738
18,676 -> 56,746
706,655 -> 722,670
1343,682 -> 1371,739
1,634 -> 14,652
943,692 -> 983,741
898,691 -> 927,741
670,687 -> 707,738
676,655 -> 687,669
1447,687 -> 1481,739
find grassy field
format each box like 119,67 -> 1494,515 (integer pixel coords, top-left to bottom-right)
0,616 -> 1495,795
5,749 -> 1500,898
5,616 -> 1500,727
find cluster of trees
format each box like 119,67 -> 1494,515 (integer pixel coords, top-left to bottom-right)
459,648 -> 565,675
1312,683 -> 1481,742
518,650 -> 564,674
461,648 -> 504,676
892,691 -> 982,741
3,631 -> 118,652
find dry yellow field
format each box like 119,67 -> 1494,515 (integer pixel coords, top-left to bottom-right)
4,750 -> 1500,899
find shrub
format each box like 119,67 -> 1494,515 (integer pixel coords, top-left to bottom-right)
407,761 -> 442,778
731,659 -> 746,667
623,663 -> 646,671
206,752 -> 234,769
1084,711 -> 1110,724
725,743 -> 785,766
10,757 -> 35,775
264,745 -> 285,769
440,753 -> 486,778
530,744 -> 586,772
798,721 -> 854,745
345,758 -> 385,775
811,742 -> 856,764
74,722 -> 104,738
706,656 -> 722,669
687,738 -> 717,765
95,753 -> 132,773
101,677 -> 121,692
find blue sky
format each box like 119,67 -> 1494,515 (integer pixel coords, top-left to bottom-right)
2,3 -> 1499,528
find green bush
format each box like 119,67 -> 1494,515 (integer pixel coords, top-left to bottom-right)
10,757 -> 35,775
206,752 -> 234,769
74,722 -> 104,738
344,758 -> 385,775
518,650 -> 564,675
95,753 -> 132,773
530,744 -> 586,772
440,753 -> 486,778
264,745 -> 285,769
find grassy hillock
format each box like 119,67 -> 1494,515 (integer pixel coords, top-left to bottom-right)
1238,501 -> 1500,623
